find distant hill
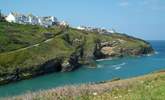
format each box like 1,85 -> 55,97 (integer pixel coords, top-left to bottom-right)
0,21 -> 154,85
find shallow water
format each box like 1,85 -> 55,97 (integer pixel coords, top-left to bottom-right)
0,40 -> 165,98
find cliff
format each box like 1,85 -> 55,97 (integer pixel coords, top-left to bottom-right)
0,21 -> 154,85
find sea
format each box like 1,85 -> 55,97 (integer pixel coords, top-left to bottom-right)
0,40 -> 165,98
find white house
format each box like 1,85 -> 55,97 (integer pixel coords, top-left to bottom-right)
38,16 -> 58,27
59,21 -> 69,26
107,29 -> 116,33
51,16 -> 57,23
5,12 -> 16,23
5,12 -> 29,24
28,15 -> 39,25
76,25 -> 116,34
5,12 -> 58,27
77,26 -> 86,30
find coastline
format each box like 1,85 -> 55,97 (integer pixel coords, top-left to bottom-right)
5,70 -> 165,100
1,40 -> 164,98
0,52 -> 154,86
0,22 -> 154,86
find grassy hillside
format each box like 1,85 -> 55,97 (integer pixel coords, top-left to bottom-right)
6,71 -> 165,100
0,22 -> 62,53
0,21 -> 153,84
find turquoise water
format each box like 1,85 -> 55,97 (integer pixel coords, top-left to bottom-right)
0,40 -> 165,98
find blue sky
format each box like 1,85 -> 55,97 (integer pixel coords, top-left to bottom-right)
0,0 -> 165,40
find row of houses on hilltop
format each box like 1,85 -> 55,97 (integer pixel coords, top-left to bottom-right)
5,12 -> 69,27
3,12 -> 115,33
76,26 -> 116,34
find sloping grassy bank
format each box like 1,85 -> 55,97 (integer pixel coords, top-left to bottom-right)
6,71 -> 165,100
0,22 -> 62,53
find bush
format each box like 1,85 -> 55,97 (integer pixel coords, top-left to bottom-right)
0,11 -> 5,22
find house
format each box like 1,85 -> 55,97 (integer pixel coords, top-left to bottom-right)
5,12 -> 17,23
76,26 -> 116,34
5,12 -> 58,27
76,26 -> 88,31
38,16 -> 58,27
5,12 -> 39,24
59,21 -> 69,26
28,14 -> 39,25
107,29 -> 116,33
77,26 -> 86,30
5,12 -> 30,24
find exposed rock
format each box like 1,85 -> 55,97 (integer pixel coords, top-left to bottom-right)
0,58 -> 63,85
39,58 -> 63,73
61,60 -> 70,71
101,47 -> 115,56
99,40 -> 154,58
62,52 -> 80,72
93,39 -> 106,59
61,44 -> 85,72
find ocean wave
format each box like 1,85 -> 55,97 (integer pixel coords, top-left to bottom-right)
115,67 -> 121,70
112,62 -> 126,68
97,64 -> 103,68
96,58 -> 112,61
155,51 -> 159,54
147,54 -> 153,57
112,62 -> 126,70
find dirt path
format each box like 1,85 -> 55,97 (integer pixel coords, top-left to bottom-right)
2,38 -> 54,55
0,28 -> 67,55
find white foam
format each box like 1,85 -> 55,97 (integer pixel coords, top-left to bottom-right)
115,67 -> 121,70
112,62 -> 126,68
155,51 -> 159,54
97,65 -> 103,68
147,54 -> 153,56
112,62 -> 126,70
120,62 -> 126,66
96,58 -> 112,61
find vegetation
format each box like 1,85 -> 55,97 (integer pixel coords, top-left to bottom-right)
0,10 -> 5,22
0,22 -> 153,85
0,22 -> 62,53
6,71 -> 165,100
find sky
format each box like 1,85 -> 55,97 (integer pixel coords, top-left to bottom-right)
0,0 -> 165,40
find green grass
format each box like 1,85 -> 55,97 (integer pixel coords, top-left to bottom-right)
6,71 -> 165,100
0,22 -> 69,77
0,22 -> 153,82
0,22 -> 62,53
0,36 -> 74,76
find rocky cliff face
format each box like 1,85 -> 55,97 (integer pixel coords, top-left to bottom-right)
0,58 -> 63,85
99,40 -> 154,58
